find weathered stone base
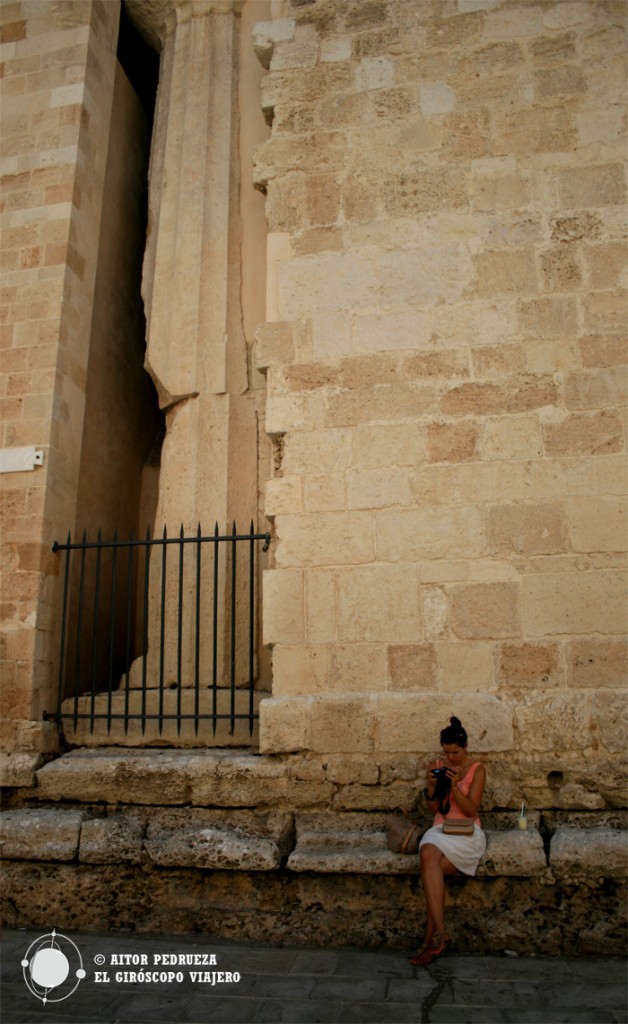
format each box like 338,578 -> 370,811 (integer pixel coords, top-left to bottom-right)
1,860 -> 625,957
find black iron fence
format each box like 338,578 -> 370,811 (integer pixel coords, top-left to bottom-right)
46,523 -> 270,739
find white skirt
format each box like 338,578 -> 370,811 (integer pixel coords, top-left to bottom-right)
419,824 -> 487,876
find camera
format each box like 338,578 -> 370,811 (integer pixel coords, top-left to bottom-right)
431,766 -> 452,814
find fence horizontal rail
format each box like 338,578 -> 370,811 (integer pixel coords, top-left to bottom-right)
46,522 -> 271,743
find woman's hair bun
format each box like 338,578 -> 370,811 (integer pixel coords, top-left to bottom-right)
440,715 -> 468,746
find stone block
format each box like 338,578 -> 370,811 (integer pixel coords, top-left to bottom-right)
581,290 -> 627,333
0,751 -> 43,788
311,312 -> 352,361
382,169 -> 466,217
488,502 -> 568,556
336,564 -> 421,643
303,474 -> 346,512
287,812 -> 413,873
566,639 -> 627,689
591,691 -> 627,755
376,507 -> 485,562
542,410 -> 623,457
522,571 -> 626,636
427,421 -> 479,463
330,643 -> 387,692
145,810 -> 293,871
436,642 -> 496,694
258,695 -> 311,754
376,692 -> 514,753
190,753 -> 291,808
567,497 -> 627,553
441,376 -> 558,416
354,57 -> 394,92
272,644 -> 329,695
550,828 -> 627,880
345,467 -> 412,509
477,829 -> 547,877
326,382 -> 437,427
474,249 -> 537,294
282,429 -> 352,476
422,587 -> 450,640
539,244 -> 582,292
265,476 -> 303,517
320,37 -> 351,63
255,320 -> 307,370
514,691 -> 592,752
353,312 -> 429,353
379,245 -> 471,307
451,582 -> 521,639
498,642 -> 562,690
387,643 -> 436,691
36,749 -> 200,805
305,569 -> 336,644
517,296 -> 578,338
0,808 -> 86,861
564,368 -> 627,411
263,568 -> 304,645
420,81 -> 456,116
273,512 -> 375,567
309,695 -> 375,753
481,415 -> 542,461
556,163 -> 625,209
278,252 -> 378,318
79,815 -> 143,864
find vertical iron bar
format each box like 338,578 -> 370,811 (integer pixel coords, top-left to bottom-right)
124,532 -> 134,734
141,525 -> 151,734
248,520 -> 255,735
55,531 -> 72,723
212,522 -> 219,734
72,530 -> 88,730
230,521 -> 237,736
194,523 -> 201,736
177,524 -> 184,734
89,529 -> 102,732
159,524 -> 167,735
107,528 -> 118,734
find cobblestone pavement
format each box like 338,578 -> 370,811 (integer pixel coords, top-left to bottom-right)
1,929 -> 625,1024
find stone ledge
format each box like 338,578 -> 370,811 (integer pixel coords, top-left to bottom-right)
0,752 -> 43,788
144,809 -> 293,871
287,812 -> 550,876
1,807 -> 294,872
550,827 -> 627,880
0,809 -> 87,861
34,748 -> 333,808
288,813 -> 418,874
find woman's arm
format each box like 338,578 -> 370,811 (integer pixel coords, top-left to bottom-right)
450,763 -> 486,817
424,758 -> 440,810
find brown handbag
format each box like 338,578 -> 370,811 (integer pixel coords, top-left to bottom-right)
385,814 -> 428,854
442,818 -> 474,836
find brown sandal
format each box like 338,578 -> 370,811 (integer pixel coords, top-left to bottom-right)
410,931 -> 451,966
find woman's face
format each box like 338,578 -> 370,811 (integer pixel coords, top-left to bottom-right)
442,742 -> 466,764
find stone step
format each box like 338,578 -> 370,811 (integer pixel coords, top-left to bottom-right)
58,688 -> 265,748
287,811 -> 550,877
0,807 -> 293,871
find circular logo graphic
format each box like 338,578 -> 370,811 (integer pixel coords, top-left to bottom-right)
22,930 -> 86,1004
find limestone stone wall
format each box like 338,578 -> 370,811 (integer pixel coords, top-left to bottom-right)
252,0 -> 627,784
1,0 -> 121,750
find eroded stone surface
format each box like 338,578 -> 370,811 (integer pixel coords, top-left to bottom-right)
0,809 -> 86,861
550,827 -> 627,880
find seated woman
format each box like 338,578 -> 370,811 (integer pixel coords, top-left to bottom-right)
411,715 -> 486,966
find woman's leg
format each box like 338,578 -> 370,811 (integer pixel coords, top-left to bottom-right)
411,843 -> 457,964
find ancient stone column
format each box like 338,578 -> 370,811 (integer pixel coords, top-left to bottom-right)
125,0 -> 259,706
